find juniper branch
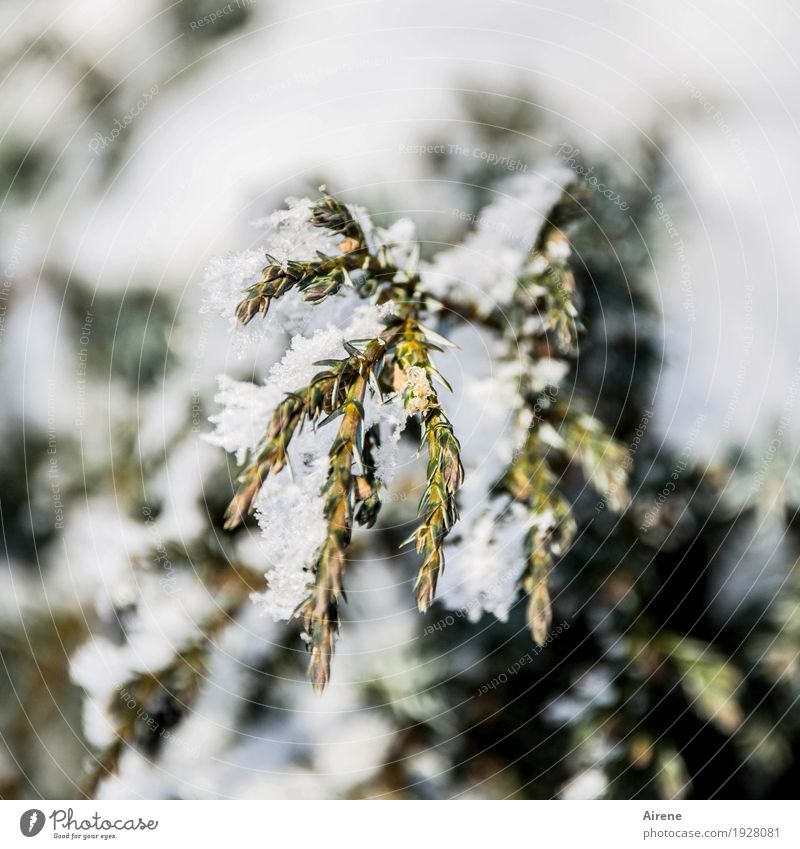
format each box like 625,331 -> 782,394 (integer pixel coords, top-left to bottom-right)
502,400 -> 629,643
394,319 -> 464,612
235,194 -> 382,324
516,189 -> 583,353
224,373 -> 336,530
559,408 -> 631,512
224,334 -> 393,530
301,373 -> 367,693
502,428 -> 576,644
297,336 -> 392,691
354,424 -> 382,528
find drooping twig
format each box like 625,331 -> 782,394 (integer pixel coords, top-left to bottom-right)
394,319 -> 464,611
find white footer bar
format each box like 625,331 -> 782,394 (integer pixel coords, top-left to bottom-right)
0,800 -> 796,847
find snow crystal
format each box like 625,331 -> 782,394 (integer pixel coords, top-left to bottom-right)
200,249 -> 268,325
250,434 -> 331,621
364,392 -> 410,485
199,196 -> 419,359
250,196 -> 342,263
402,365 -> 433,413
205,302 -> 396,464
375,216 -> 418,270
446,325 -> 528,501
204,375 -> 274,466
437,498 -> 530,622
436,325 -> 533,620
433,318 -> 573,623
208,302 -> 400,621
421,166 -> 572,314
202,177 -> 581,628
200,197 -> 355,350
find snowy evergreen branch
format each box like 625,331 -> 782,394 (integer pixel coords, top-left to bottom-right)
209,180 -> 630,689
298,339 -> 387,692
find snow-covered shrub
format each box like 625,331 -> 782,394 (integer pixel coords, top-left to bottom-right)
204,177 -> 630,691
60,146 -> 800,801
